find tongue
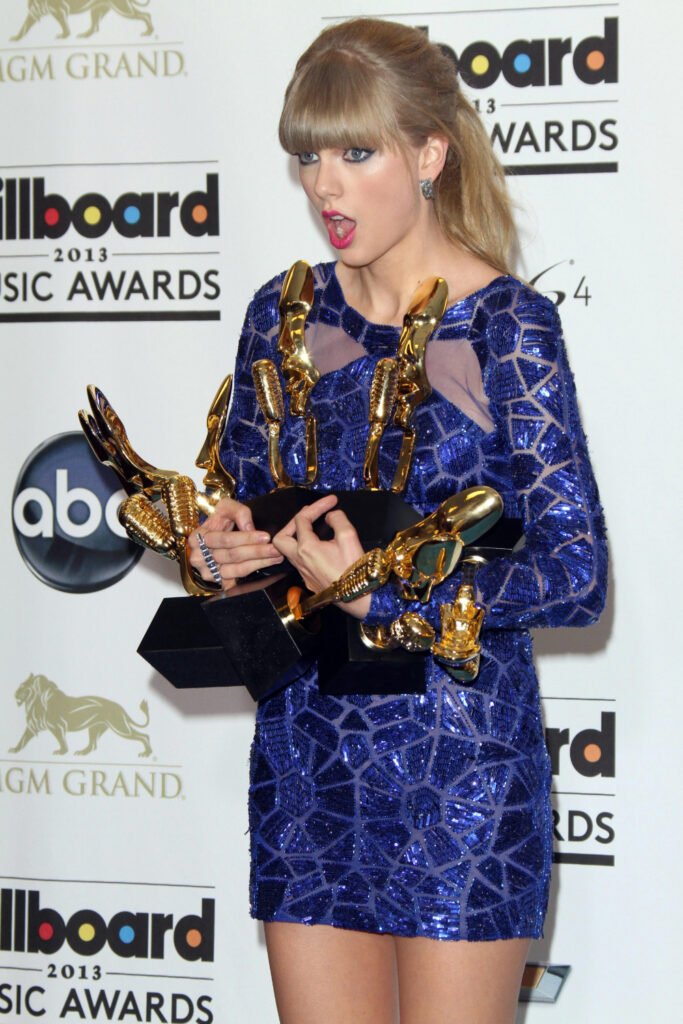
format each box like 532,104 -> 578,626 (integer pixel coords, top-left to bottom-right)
333,218 -> 355,240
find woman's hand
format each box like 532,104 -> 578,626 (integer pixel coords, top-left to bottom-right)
186,497 -> 284,590
272,494 -> 371,619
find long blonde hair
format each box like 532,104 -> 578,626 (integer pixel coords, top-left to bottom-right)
279,18 -> 517,275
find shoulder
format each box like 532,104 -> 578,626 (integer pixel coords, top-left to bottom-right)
482,275 -> 558,325
479,275 -> 562,357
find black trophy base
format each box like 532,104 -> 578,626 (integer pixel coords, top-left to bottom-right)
137,596 -> 242,690
137,578 -> 320,702
201,573 -> 320,701
248,487 -> 421,576
137,488 -> 423,701
318,607 -> 426,696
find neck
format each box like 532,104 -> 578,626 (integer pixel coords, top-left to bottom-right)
334,218 -> 485,327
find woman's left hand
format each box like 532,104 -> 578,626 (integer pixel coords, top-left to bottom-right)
272,494 -> 371,619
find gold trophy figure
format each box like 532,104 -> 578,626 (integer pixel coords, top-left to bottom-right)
431,557 -> 488,682
363,358 -> 399,489
79,386 -> 178,500
194,374 -> 237,513
378,556 -> 489,683
389,613 -> 436,653
390,277 -> 449,494
280,486 -> 502,628
385,486 -> 502,602
79,379 -> 238,598
252,359 -> 293,488
277,260 -> 318,484
353,488 -> 501,654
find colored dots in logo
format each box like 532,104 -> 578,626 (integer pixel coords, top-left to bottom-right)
78,923 -> 96,942
44,208 -> 60,227
583,743 -> 601,764
185,928 -> 202,949
513,53 -> 532,74
123,205 -> 141,225
586,49 -> 606,71
38,922 -> 54,941
191,204 -> 208,225
119,925 -> 135,944
83,206 -> 102,226
470,54 -> 490,76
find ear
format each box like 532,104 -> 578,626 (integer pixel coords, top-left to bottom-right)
418,135 -> 449,183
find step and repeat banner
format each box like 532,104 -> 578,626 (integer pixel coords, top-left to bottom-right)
2,1 -> 679,1020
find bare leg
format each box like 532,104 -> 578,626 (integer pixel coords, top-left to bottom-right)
396,935 -> 529,1024
264,922 -> 398,1024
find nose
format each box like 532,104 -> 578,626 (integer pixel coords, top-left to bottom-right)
312,154 -> 341,201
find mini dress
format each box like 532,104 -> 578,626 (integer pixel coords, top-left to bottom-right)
219,263 -> 607,942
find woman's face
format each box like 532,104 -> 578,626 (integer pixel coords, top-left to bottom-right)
296,143 -> 425,269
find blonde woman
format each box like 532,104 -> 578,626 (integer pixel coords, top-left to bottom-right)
188,18 -> 607,1024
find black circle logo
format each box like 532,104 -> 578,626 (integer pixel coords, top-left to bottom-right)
12,432 -> 142,593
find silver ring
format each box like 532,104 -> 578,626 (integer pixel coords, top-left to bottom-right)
196,531 -> 222,586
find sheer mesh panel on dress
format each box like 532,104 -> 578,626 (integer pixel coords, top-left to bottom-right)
304,315 -> 495,434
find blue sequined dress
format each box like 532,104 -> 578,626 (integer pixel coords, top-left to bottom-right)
220,263 -> 607,942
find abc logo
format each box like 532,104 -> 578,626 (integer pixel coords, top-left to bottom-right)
12,432 -> 142,593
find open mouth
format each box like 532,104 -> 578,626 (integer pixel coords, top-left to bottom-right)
323,212 -> 356,249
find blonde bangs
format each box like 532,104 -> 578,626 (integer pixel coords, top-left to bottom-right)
279,53 -> 402,154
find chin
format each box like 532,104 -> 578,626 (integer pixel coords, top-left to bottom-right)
335,247 -> 376,270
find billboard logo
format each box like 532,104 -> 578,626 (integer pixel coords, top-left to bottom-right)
9,673 -> 152,757
450,17 -> 617,89
545,705 -> 616,866
0,174 -> 219,240
546,711 -> 614,777
12,431 -> 142,592
11,1 -> 154,43
0,889 -> 214,962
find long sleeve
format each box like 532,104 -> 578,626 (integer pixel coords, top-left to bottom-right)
364,291 -> 607,632
219,281 -> 282,501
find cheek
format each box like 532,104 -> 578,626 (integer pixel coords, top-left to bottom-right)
298,168 -> 318,204
364,172 -> 418,225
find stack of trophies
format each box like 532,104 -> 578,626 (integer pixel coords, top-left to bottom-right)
79,261 -> 521,701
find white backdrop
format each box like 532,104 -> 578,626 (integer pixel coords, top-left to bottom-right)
2,1 -> 681,1020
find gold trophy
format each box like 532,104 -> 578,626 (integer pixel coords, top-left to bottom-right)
431,561 -> 487,682
390,277 -> 448,493
277,260 -> 318,484
363,358 -> 399,489
79,377 -> 236,597
244,267 -> 449,576
379,557 -> 488,684
203,488 -> 503,699
78,260 -> 521,700
252,359 -> 293,488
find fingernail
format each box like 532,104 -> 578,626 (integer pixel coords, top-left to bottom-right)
244,520 -> 254,531
257,533 -> 271,542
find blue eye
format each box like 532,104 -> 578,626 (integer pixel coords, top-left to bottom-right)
344,148 -> 375,163
297,152 -> 318,166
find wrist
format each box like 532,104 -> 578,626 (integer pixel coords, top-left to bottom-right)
341,593 -> 372,620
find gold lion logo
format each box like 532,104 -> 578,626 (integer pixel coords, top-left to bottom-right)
11,1 -> 154,42
9,673 -> 152,757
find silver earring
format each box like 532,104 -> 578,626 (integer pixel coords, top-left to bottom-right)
420,178 -> 434,200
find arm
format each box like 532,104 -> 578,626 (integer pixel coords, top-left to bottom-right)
218,290 -> 278,502
365,292 -> 607,631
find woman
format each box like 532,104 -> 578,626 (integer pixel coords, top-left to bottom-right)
188,17 -> 607,1024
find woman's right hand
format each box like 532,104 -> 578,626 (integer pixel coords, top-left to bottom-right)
186,497 -> 284,590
